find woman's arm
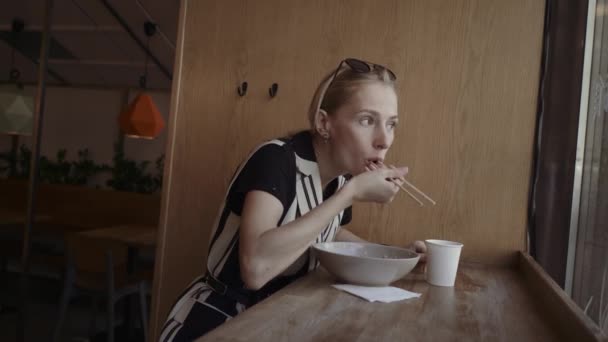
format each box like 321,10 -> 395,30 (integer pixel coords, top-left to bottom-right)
239,184 -> 354,290
239,166 -> 408,290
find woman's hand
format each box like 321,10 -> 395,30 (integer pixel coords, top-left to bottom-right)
347,164 -> 408,203
407,240 -> 427,262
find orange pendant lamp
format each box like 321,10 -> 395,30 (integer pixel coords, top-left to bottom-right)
118,93 -> 165,139
118,21 -> 165,139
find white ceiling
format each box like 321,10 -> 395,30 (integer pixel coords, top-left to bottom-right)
0,0 -> 179,90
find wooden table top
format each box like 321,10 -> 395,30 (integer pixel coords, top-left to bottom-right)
77,224 -> 157,248
197,264 -> 565,341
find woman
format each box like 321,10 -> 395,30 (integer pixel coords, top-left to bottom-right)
160,58 -> 426,341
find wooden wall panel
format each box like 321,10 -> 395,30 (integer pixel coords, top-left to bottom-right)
151,0 -> 545,338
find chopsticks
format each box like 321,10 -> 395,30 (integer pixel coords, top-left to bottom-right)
394,181 -> 424,206
393,177 -> 436,206
367,162 -> 436,206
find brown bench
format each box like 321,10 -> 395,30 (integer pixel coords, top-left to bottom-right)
0,179 -> 161,273
0,179 -> 161,233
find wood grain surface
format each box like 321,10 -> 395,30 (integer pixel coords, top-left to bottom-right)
197,260 -> 570,341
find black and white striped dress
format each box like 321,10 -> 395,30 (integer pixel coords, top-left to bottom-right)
160,131 -> 351,341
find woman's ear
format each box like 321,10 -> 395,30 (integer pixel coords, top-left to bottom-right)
314,109 -> 331,137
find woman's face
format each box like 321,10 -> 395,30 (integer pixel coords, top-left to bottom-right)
327,82 -> 399,175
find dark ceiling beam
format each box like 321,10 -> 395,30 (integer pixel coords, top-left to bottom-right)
48,58 -> 158,67
2,19 -> 70,85
0,24 -> 123,32
27,57 -> 70,85
0,80 -> 171,91
10,49 -> 70,85
134,0 -> 176,50
100,0 -> 173,81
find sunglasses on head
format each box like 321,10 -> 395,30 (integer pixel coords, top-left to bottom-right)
319,58 -> 396,112
329,58 -> 397,84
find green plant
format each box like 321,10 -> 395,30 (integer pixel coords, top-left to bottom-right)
39,149 -> 72,184
40,148 -> 111,185
1,142 -> 164,194
0,144 -> 32,179
154,153 -> 165,190
0,151 -> 12,176
18,144 -> 31,178
0,136 -> 20,178
70,149 -> 111,185
105,141 -> 163,193
13,147 -> 109,185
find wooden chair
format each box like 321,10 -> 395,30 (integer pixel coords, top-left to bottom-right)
52,233 -> 151,342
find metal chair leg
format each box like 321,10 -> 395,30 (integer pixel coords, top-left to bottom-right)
106,251 -> 115,342
138,282 -> 148,342
89,294 -> 98,337
53,265 -> 75,342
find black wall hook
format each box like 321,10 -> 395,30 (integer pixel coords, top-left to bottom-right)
269,83 -> 278,98
237,82 -> 248,96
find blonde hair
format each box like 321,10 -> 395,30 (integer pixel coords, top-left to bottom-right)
307,63 -> 397,131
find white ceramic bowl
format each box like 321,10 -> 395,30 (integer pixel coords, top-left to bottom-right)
312,242 -> 420,286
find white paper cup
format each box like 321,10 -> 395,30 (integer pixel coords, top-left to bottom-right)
424,239 -> 463,287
